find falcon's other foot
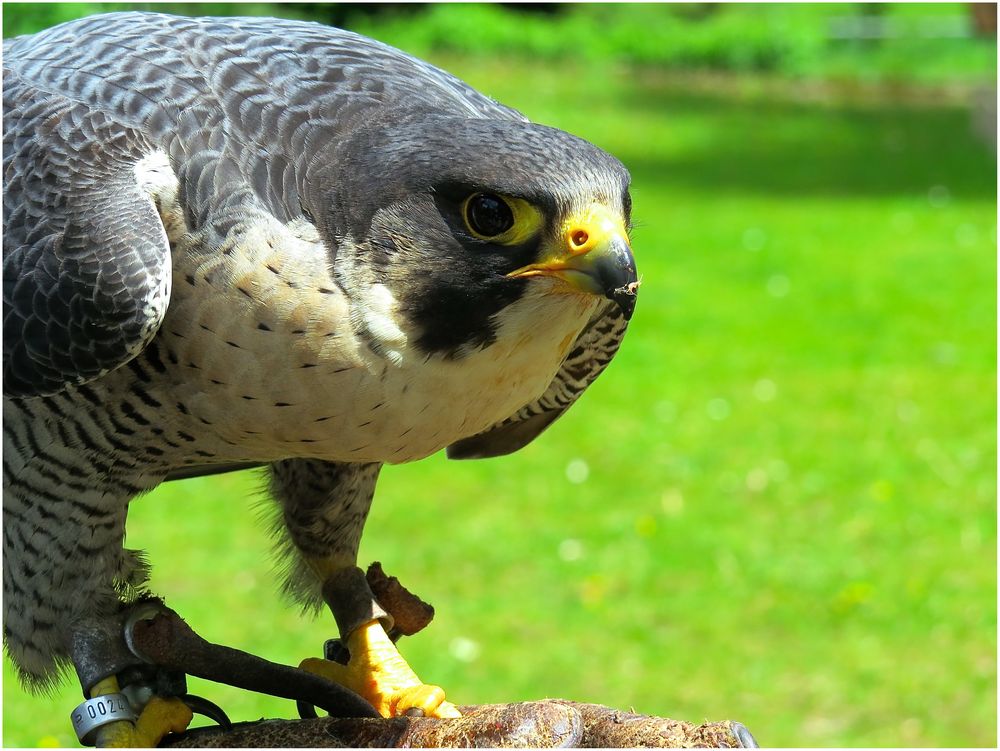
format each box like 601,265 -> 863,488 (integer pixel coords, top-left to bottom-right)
300,619 -> 460,718
86,676 -> 193,748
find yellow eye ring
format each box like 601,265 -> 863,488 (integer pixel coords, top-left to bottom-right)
461,192 -> 541,245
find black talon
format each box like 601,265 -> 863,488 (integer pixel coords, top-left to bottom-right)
297,700 -> 318,720
731,722 -> 759,748
323,638 -> 350,665
182,693 -> 232,730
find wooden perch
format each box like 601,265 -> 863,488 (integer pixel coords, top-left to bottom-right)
140,568 -> 758,746
162,700 -> 758,748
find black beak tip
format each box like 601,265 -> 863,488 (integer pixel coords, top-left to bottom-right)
610,280 -> 639,320
595,235 -> 638,320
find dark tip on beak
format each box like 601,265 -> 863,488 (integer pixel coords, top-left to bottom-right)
595,235 -> 639,320
611,281 -> 639,320
508,214 -> 639,319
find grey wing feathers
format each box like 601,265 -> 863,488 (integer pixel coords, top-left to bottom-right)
2,66 -> 171,398
447,303 -> 629,459
3,11 -> 521,398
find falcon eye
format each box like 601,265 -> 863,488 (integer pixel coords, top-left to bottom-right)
464,193 -> 515,240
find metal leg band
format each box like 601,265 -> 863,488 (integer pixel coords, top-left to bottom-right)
70,693 -> 137,746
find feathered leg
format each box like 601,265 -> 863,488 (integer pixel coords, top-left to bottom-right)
3,402 -> 192,746
269,459 -> 459,718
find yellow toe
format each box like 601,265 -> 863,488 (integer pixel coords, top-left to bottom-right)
300,620 -> 461,719
96,698 -> 192,747
88,676 -> 192,747
134,698 -> 194,745
394,685 -> 461,718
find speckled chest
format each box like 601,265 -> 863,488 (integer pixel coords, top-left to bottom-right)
106,151 -> 599,469
109,220 -> 595,470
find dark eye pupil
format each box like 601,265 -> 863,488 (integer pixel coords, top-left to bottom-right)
467,193 -> 514,238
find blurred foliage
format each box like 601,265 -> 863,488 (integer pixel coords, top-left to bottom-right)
3,3 -> 996,83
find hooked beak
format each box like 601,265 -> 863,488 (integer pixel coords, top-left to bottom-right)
507,204 -> 638,320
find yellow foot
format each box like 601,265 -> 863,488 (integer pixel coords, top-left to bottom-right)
97,698 -> 193,747
301,619 -> 461,718
88,677 -> 193,747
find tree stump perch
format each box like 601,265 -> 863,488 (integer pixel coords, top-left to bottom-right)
134,566 -> 758,747
162,701 -> 758,748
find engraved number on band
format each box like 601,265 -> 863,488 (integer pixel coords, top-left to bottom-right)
85,695 -> 127,718
71,693 -> 137,745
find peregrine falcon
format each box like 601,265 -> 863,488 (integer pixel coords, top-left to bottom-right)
3,11 -> 638,745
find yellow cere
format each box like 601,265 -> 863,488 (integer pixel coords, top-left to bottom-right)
562,203 -> 629,257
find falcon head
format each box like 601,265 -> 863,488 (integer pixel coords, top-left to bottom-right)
305,117 -> 637,359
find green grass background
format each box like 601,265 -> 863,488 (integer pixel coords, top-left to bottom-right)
2,4 -> 996,748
